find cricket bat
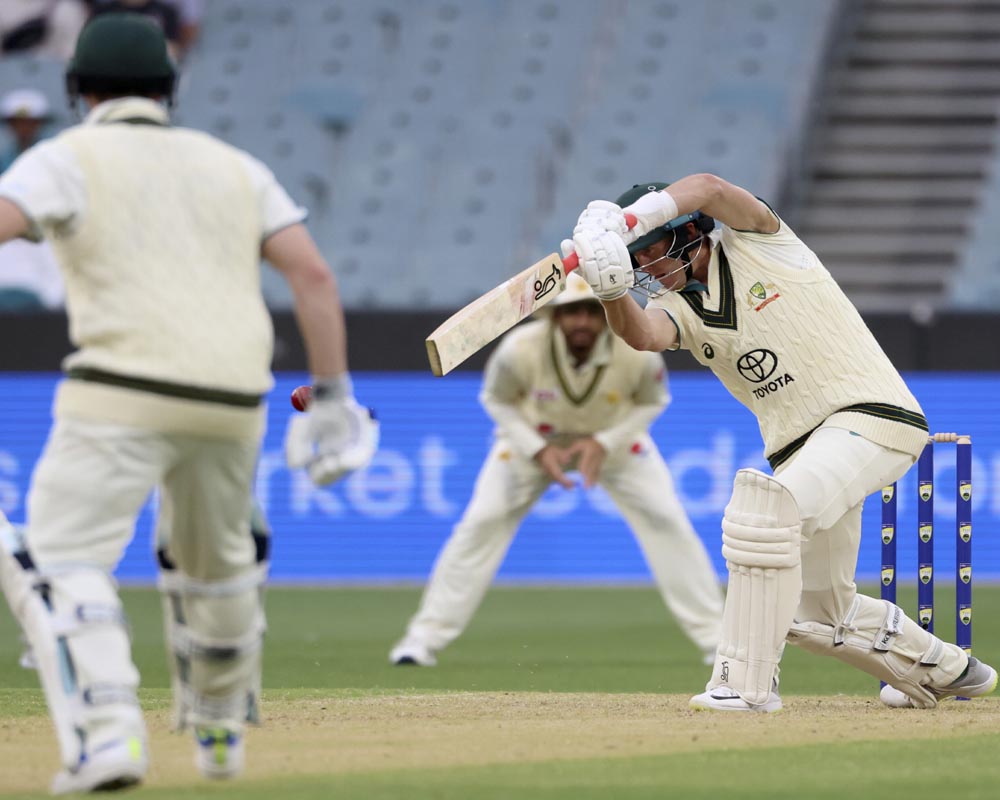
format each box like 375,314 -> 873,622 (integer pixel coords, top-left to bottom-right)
425,214 -> 636,376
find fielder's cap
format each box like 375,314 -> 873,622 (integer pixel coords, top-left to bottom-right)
1,89 -> 51,120
549,272 -> 600,308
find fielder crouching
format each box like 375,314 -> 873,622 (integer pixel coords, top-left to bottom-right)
0,13 -> 376,794
391,273 -> 723,667
567,174 -> 998,712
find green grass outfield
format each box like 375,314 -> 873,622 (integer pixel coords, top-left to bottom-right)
2,585 -> 1000,798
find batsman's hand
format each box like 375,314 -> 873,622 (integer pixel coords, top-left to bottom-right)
285,395 -> 379,486
569,227 -> 633,301
574,200 -> 629,240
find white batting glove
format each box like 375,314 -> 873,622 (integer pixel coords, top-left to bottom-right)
573,200 -> 628,239
285,376 -> 380,486
571,227 -> 633,301
620,189 -> 679,244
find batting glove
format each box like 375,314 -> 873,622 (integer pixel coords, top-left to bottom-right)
570,227 -> 633,301
573,200 -> 628,239
285,376 -> 380,486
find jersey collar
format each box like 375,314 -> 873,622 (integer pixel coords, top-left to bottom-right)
84,97 -> 170,127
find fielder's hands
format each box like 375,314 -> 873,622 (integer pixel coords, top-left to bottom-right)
534,444 -> 574,489
285,380 -> 379,486
565,437 -> 606,488
563,227 -> 633,301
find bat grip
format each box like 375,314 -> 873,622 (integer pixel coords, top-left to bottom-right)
561,213 -> 637,272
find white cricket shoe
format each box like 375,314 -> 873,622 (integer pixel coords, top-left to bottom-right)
50,736 -> 148,794
689,685 -> 783,713
880,656 -> 998,708
389,637 -> 437,667
194,726 -> 244,779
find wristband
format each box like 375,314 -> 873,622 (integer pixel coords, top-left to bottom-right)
624,189 -> 679,228
312,372 -> 353,401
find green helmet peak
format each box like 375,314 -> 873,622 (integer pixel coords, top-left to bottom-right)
66,13 -> 177,105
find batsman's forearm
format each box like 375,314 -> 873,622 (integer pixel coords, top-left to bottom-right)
601,295 -> 667,352
290,271 -> 349,379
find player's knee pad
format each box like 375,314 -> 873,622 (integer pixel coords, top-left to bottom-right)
0,530 -> 143,771
712,469 -> 802,705
786,595 -> 966,709
158,549 -> 267,732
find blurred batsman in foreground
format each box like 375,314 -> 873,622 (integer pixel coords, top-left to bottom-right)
0,13 -> 376,794
565,175 -> 997,713
391,273 -> 723,668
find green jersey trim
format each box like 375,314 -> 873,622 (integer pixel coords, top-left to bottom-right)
766,403 -> 928,470
549,329 -> 607,406
678,246 -> 738,330
66,367 -> 263,408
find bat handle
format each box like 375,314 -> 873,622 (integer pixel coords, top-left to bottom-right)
561,212 -> 638,272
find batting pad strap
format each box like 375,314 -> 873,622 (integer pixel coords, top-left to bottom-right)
48,601 -> 128,637
83,683 -> 142,707
871,601 -> 904,652
170,619 -> 265,661
158,564 -> 267,596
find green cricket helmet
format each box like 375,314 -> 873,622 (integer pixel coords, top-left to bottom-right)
614,182 -> 716,295
614,182 -> 716,258
66,13 -> 177,105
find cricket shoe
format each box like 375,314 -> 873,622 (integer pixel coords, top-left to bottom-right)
880,656 -> 998,708
50,736 -> 148,794
194,726 -> 244,779
689,684 -> 783,713
389,638 -> 437,667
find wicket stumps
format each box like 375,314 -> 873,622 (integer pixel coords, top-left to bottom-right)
880,433 -> 973,659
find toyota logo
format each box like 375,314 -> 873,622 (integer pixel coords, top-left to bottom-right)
736,349 -> 778,383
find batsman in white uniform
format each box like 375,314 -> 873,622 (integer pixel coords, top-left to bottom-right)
566,175 -> 998,713
390,273 -> 723,667
0,13 -> 376,794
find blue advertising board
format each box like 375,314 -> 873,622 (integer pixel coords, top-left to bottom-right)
0,373 -> 997,583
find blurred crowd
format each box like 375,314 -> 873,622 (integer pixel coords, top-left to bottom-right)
0,1 -> 204,309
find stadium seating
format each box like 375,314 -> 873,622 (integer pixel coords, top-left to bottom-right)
0,1 -> 838,310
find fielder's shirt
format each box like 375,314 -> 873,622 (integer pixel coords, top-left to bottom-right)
481,318 -> 668,459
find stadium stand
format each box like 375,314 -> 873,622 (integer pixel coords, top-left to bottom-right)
171,0 -> 837,309
792,0 -> 1000,314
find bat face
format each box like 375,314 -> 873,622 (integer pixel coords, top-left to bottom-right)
426,253 -> 566,376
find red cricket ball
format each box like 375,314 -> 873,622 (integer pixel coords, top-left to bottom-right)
290,385 -> 312,412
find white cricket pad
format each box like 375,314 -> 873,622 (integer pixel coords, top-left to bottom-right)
0,533 -> 144,772
159,563 -> 267,731
786,594 -> 968,709
710,469 -> 801,706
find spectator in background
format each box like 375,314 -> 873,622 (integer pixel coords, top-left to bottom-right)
0,0 -> 89,60
0,87 -> 64,309
1,88 -> 52,171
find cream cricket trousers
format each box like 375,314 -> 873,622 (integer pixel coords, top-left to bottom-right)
28,418 -> 260,577
775,426 -> 915,627
404,433 -> 723,658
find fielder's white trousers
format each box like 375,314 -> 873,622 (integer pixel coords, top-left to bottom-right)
404,433 -> 723,658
